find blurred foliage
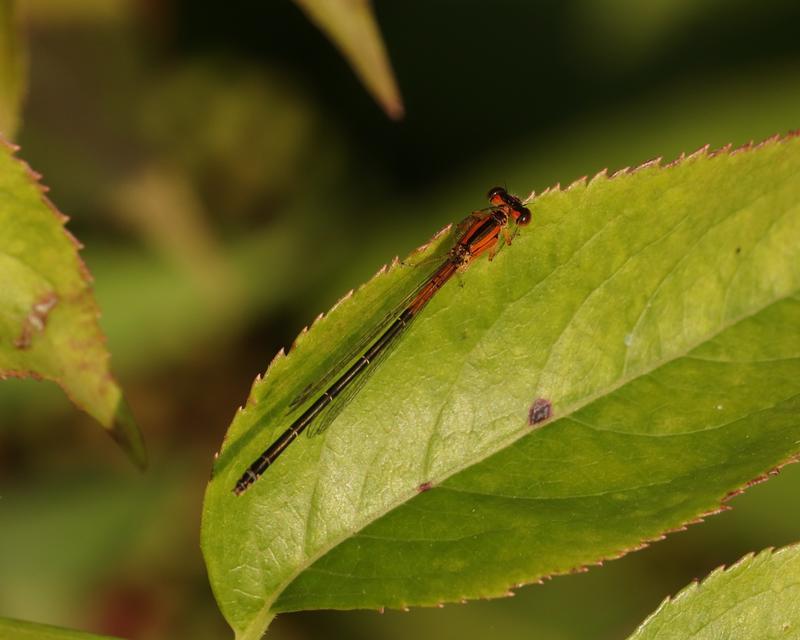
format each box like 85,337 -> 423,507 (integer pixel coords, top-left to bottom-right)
1,0 -> 800,639
0,142 -> 144,466
0,616 -> 121,640
0,0 -> 26,139
293,0 -> 403,119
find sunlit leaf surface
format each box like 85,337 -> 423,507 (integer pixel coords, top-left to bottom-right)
203,134 -> 800,639
628,544 -> 800,639
0,141 -> 145,466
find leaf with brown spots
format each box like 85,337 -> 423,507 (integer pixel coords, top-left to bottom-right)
0,140 -> 145,467
203,133 -> 800,639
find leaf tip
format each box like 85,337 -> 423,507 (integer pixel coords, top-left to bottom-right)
714,142 -> 734,156
269,348 -> 286,369
0,136 -> 20,152
589,167 -> 609,185
383,98 -> 405,122
330,290 -> 355,314
410,223 -> 453,259
666,152 -> 686,168
109,396 -> 148,470
631,156 -> 662,173
540,182 -> 562,196
290,326 -> 310,352
566,176 -> 587,191
610,166 -> 631,180
372,262 -> 390,279
687,143 -> 710,161
293,0 -> 404,121
246,371 -> 266,405
730,140 -> 753,156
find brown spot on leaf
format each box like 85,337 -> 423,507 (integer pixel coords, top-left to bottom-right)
417,481 -> 433,493
528,398 -> 552,426
14,292 -> 58,349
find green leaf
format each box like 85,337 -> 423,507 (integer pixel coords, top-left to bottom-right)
628,544 -> 800,639
0,617 -> 122,640
293,0 -> 404,119
0,142 -> 145,467
203,134 -> 800,639
0,0 -> 26,139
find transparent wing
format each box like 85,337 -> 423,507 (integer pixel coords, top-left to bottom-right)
289,209 -> 491,413
305,309 -> 421,438
288,259 -> 448,412
289,297 -> 409,411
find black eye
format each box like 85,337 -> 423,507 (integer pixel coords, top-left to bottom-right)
518,207 -> 532,225
486,186 -> 507,201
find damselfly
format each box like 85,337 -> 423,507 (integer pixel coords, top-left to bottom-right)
234,187 -> 531,495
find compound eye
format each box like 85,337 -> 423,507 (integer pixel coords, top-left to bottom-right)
486,186 -> 507,203
517,207 -> 532,225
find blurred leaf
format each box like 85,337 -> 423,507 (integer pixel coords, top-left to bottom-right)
0,617 -> 121,640
139,61 -> 322,208
0,0 -> 26,139
573,0 -> 725,66
0,142 -> 145,467
203,133 -> 800,638
87,222 -> 302,374
293,0 -> 403,119
19,0 -> 131,25
110,164 -> 239,302
628,545 -> 800,639
0,470 -> 172,620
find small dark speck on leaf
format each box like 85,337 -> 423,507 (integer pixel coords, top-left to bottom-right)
735,246 -> 741,254
417,481 -> 433,493
529,398 -> 552,426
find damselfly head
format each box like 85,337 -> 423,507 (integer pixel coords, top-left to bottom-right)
487,186 -> 531,225
486,186 -> 508,203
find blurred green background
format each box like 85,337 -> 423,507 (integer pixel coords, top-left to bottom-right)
1,0 -> 799,638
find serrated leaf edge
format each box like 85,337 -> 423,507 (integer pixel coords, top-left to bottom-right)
0,137 -> 145,466
629,531 -> 800,638
225,131 -> 800,633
